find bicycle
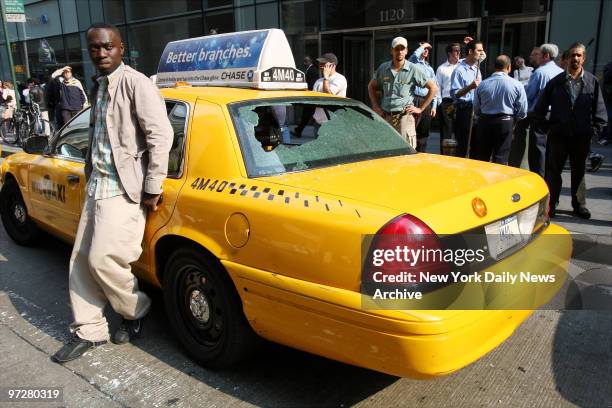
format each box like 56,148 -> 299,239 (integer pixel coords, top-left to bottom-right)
0,102 -> 53,146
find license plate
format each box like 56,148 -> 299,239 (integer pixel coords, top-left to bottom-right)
484,215 -> 523,259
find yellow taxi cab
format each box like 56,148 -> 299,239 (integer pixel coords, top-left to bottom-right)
0,29 -> 571,378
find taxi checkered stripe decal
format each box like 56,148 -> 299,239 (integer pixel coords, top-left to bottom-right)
189,177 -> 360,216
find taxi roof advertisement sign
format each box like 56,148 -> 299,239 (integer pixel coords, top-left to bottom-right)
156,29 -> 306,90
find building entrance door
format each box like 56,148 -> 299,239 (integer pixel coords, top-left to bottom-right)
343,34 -> 371,102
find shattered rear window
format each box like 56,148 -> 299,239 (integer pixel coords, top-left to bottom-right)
228,97 -> 413,177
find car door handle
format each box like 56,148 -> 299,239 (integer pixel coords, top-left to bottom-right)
66,175 -> 80,184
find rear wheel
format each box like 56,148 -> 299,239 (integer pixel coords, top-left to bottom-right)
0,119 -> 18,144
163,248 -> 258,368
0,178 -> 40,245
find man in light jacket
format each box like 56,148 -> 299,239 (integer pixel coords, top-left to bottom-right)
52,22 -> 173,363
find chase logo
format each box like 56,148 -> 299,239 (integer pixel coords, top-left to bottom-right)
247,70 -> 254,81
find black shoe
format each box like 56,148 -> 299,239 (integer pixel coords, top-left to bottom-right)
51,335 -> 107,363
572,206 -> 591,219
588,154 -> 604,172
549,206 -> 557,218
113,317 -> 145,345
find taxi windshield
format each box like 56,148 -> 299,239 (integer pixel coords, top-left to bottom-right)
229,97 -> 413,177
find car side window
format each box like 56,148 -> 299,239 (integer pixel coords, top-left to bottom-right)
54,108 -> 90,161
166,101 -> 188,177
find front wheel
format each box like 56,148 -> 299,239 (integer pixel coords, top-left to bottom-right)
0,178 -> 40,245
163,248 -> 258,368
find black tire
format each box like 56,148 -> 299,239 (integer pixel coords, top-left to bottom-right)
163,248 -> 258,368
0,119 -> 18,144
0,178 -> 40,245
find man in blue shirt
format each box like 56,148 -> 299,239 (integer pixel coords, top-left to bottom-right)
450,40 -> 485,157
408,42 -> 440,152
509,44 -> 563,176
473,55 -> 527,164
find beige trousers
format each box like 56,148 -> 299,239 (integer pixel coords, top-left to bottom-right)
385,112 -> 417,149
69,194 -> 150,342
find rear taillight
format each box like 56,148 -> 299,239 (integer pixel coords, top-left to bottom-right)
363,214 -> 451,293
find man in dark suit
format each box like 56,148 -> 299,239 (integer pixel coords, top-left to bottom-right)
534,43 -> 607,219
294,56 -> 319,137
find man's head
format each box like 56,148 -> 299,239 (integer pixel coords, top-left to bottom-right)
419,41 -> 431,60
316,53 -> 338,73
62,66 -> 73,80
539,43 -> 559,64
303,56 -> 312,67
514,56 -> 525,68
495,55 -> 512,74
390,37 -> 408,63
87,22 -> 124,75
26,78 -> 37,88
465,40 -> 485,64
446,42 -> 461,64
529,47 -> 542,67
566,42 -> 586,72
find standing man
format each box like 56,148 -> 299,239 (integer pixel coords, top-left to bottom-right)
512,56 -> 533,86
472,55 -> 527,164
311,52 -> 347,125
52,22 -> 173,363
294,55 -> 321,137
27,79 -> 51,136
436,42 -> 461,153
534,43 -> 607,219
408,42 -> 440,152
450,39 -> 485,158
51,66 -> 88,127
368,37 -> 437,149
519,44 -> 563,176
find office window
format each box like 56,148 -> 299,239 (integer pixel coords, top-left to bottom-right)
281,0 -> 319,34
205,0 -> 232,8
103,0 -> 125,23
235,6 -> 256,30
128,15 -> 203,76
205,9 -> 235,34
256,2 -> 278,28
125,0 -> 201,21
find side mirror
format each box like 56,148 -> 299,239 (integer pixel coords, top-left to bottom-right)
22,135 -> 49,155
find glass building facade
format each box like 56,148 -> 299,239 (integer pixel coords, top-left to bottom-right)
0,0 -> 610,103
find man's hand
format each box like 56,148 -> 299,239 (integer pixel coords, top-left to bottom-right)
431,108 -> 437,118
421,42 -> 432,49
142,193 -> 163,212
470,78 -> 481,89
463,36 -> 473,44
322,63 -> 334,79
406,105 -> 423,115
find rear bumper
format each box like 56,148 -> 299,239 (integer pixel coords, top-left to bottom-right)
224,223 -> 571,378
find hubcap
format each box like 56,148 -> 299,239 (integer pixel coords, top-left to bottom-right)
13,203 -> 26,224
189,289 -> 210,323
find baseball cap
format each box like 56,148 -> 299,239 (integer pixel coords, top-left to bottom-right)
391,37 -> 408,49
316,53 -> 339,65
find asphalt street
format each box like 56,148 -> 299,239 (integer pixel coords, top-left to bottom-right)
0,135 -> 610,407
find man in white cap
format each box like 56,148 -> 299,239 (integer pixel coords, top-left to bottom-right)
368,37 -> 437,149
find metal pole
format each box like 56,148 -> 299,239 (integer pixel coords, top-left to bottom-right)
0,0 -> 19,110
